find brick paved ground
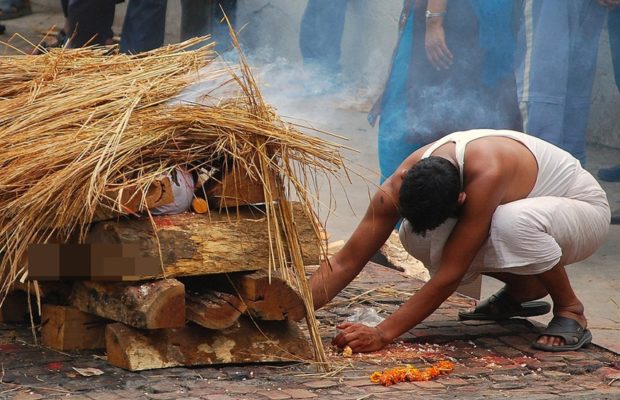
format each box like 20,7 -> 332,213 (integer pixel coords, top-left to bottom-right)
1,263 -> 619,400
1,4 -> 619,399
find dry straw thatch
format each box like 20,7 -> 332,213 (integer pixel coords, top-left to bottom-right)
0,36 -> 347,368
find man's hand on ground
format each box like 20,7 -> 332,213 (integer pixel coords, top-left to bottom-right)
332,322 -> 391,353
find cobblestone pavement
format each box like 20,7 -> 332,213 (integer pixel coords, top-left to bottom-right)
1,3 -> 619,399
1,263 -> 619,400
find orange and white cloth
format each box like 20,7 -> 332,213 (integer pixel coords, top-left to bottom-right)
151,168 -> 195,215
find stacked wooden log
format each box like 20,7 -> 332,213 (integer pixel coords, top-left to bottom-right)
15,172 -> 320,371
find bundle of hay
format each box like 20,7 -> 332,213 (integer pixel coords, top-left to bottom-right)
0,37 -> 346,367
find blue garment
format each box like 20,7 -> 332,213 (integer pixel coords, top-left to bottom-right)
66,0 -> 115,48
468,0 -> 515,86
515,0 -> 607,165
180,0 -> 237,53
377,0 -> 520,182
609,7 -> 620,92
378,8 -> 417,183
120,0 -> 167,54
120,0 -> 236,54
299,0 -> 348,74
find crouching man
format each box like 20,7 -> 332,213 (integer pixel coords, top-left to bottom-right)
310,129 -> 610,353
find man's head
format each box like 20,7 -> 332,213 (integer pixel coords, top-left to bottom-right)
398,156 -> 463,235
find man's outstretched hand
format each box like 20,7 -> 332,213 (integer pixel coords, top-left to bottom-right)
332,322 -> 391,353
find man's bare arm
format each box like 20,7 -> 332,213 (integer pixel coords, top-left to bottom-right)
358,168 -> 507,348
310,177 -> 402,310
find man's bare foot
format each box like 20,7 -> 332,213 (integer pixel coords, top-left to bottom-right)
535,302 -> 589,350
536,311 -> 587,347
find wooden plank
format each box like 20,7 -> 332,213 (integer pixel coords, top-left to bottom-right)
186,290 -> 246,330
105,318 -> 312,371
228,271 -> 306,322
84,203 -> 320,280
40,305 -> 107,351
70,279 -> 185,329
0,292 -> 29,323
207,168 -> 278,209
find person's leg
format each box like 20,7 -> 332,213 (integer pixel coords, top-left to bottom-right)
458,271 -> 551,320
210,0 -> 236,52
598,164 -> 620,182
484,272 -> 547,303
597,8 -> 620,181
120,0 -> 167,54
561,1 -> 606,165
180,0 -> 209,42
515,0 -> 569,148
66,0 -> 115,48
299,0 -> 347,74
180,0 -> 226,51
460,182 -> 609,325
61,0 -> 68,16
609,7 -> 620,92
534,262 -> 586,347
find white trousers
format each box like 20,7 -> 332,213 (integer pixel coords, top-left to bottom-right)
399,169 -> 610,284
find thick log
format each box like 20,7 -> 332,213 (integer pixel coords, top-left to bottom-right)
84,203 -> 320,280
207,168 -> 278,209
40,305 -> 107,351
186,290 -> 246,330
70,279 -> 185,329
228,271 -> 306,322
105,318 -> 312,371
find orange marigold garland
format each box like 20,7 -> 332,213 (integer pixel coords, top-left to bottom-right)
369,360 -> 455,386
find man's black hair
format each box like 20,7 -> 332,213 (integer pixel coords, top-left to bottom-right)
398,156 -> 461,235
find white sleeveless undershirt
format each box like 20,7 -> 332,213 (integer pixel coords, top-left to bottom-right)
419,129 -> 581,199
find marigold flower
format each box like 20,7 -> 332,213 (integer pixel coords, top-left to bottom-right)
368,360 -> 455,386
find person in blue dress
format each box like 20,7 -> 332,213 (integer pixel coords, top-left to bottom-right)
370,0 -> 521,183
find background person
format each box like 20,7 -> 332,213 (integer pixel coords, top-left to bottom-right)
371,0 -> 521,183
514,0 -> 609,166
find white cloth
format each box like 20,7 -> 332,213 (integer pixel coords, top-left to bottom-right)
400,129 -> 610,283
151,168 -> 195,215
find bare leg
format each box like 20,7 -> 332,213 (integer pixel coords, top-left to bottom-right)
459,272 -> 549,319
534,263 -> 586,347
484,272 -> 548,303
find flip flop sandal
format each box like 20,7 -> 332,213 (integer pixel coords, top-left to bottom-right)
0,0 -> 32,20
458,287 -> 551,321
531,315 -> 592,352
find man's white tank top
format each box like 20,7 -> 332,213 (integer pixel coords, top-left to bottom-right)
420,129 -> 581,199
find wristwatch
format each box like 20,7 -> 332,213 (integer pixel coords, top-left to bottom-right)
425,10 -> 446,18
